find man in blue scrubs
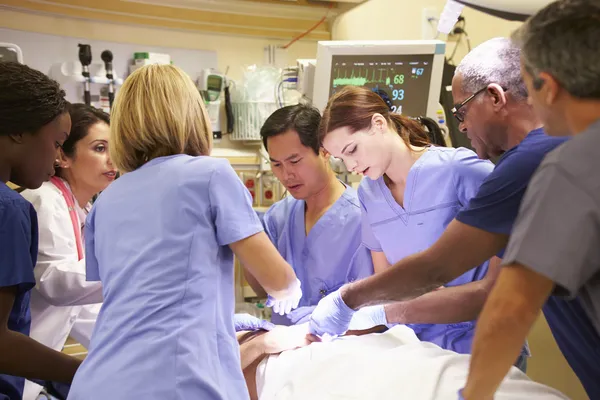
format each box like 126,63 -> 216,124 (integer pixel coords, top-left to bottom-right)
0,62 -> 81,400
463,1 -> 600,399
245,104 -> 373,325
308,38 -> 568,354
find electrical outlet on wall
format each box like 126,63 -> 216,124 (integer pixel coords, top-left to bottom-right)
422,7 -> 439,40
239,171 -> 258,207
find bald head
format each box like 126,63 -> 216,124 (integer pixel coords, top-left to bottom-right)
456,37 -> 528,100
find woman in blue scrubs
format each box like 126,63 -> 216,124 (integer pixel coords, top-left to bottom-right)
320,86 -> 497,354
0,62 -> 81,399
66,64 -> 301,400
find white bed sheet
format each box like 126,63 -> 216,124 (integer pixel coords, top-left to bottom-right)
256,325 -> 568,400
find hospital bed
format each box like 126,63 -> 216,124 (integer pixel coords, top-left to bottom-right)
254,325 -> 568,400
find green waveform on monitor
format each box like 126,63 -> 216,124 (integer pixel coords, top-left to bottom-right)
332,67 -> 392,87
333,76 -> 368,86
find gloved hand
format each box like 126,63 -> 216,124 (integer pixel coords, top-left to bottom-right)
266,278 -> 302,316
233,313 -> 275,332
458,389 -> 465,400
286,305 -> 316,325
308,288 -> 355,337
347,305 -> 387,331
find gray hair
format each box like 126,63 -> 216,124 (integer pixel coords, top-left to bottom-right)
455,37 -> 528,99
512,0 -> 600,99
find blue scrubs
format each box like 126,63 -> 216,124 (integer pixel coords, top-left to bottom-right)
263,183 -> 374,326
0,182 -> 38,400
359,146 -> 494,354
456,128 -> 568,257
67,156 -> 263,400
455,128 -> 568,361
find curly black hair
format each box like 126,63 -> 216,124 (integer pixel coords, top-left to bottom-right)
0,61 -> 68,136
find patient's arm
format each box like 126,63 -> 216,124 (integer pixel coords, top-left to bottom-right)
237,330 -> 270,369
239,325 -> 315,393
237,330 -> 269,400
346,325 -> 388,336
237,326 -> 314,400
237,324 -> 382,400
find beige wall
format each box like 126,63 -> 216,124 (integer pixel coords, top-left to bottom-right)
529,315 -> 588,400
332,0 -> 521,62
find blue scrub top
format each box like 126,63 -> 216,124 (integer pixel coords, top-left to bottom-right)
67,155 -> 263,400
263,183 -> 374,326
456,128 -> 569,257
0,182 -> 38,400
359,146 -> 494,354
452,128 -> 567,358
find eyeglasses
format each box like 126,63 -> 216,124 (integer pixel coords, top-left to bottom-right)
452,86 -> 508,123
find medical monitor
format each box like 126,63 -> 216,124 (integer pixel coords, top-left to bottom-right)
312,40 -> 446,120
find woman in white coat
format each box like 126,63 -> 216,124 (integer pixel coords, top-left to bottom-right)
20,103 -> 115,400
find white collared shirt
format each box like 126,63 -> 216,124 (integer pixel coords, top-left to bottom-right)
21,180 -> 103,400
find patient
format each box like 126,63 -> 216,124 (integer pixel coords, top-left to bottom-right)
235,316 -> 567,400
236,317 -> 385,400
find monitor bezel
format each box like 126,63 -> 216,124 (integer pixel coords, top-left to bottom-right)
312,40 -> 446,121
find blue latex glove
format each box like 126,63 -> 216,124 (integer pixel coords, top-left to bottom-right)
233,313 -> 275,332
347,305 -> 387,330
309,289 -> 355,337
458,389 -> 465,400
265,278 -> 302,316
286,305 -> 316,325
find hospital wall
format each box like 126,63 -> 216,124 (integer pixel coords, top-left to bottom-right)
332,0 -> 523,62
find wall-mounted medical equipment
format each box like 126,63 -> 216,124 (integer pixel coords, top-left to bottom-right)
198,68 -> 225,102
312,40 -> 447,124
78,43 -> 92,106
133,51 -> 171,66
0,42 -> 23,63
100,50 -> 115,111
197,68 -> 227,140
296,59 -> 316,103
128,52 -> 172,75
49,60 -> 123,113
305,40 -> 451,179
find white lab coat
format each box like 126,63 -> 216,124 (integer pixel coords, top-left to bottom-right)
20,180 -> 103,400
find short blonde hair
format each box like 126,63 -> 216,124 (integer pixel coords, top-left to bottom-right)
110,64 -> 212,173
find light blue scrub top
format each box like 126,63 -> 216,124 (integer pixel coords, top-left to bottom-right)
263,183 -> 374,325
67,155 -> 263,400
359,146 -> 494,354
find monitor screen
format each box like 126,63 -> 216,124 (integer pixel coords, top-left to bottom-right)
329,54 -> 434,117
